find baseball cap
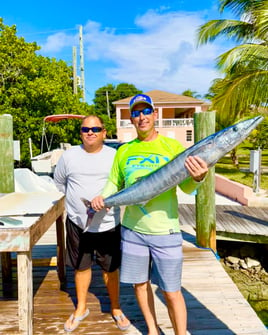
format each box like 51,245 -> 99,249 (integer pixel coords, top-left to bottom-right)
129,94 -> 154,112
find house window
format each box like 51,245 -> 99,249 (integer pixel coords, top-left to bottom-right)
186,130 -> 192,142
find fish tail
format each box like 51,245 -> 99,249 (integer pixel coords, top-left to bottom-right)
83,206 -> 96,233
81,197 -> 91,208
81,198 -> 96,233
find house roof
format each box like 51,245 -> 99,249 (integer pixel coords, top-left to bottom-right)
113,90 -> 205,106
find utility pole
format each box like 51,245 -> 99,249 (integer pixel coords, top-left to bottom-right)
250,148 -> 261,193
106,90 -> 111,118
72,46 -> 77,95
79,25 -> 85,102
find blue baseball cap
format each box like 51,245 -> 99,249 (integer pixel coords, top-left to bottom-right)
129,94 -> 154,112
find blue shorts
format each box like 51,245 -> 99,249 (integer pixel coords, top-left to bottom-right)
120,226 -> 183,292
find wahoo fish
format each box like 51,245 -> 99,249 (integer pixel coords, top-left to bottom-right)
82,116 -> 263,224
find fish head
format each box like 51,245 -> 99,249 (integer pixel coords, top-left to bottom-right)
214,116 -> 263,151
188,115 -> 264,168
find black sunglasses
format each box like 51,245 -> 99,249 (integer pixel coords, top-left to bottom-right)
131,107 -> 154,118
81,126 -> 103,133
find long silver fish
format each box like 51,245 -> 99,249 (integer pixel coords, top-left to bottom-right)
82,116 -> 263,227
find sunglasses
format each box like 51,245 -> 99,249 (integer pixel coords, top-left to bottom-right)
131,107 -> 154,118
81,126 -> 103,133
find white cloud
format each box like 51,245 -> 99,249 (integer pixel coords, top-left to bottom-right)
41,32 -> 77,53
82,9 -> 228,95
40,8 -> 233,96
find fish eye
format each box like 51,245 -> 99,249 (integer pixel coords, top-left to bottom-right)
206,140 -> 213,148
233,126 -> 238,132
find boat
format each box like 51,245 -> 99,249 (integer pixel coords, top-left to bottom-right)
30,114 -> 122,176
30,114 -> 85,176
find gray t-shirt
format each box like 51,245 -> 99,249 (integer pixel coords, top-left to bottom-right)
54,144 -> 120,232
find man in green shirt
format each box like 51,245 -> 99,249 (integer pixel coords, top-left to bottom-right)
91,94 -> 208,335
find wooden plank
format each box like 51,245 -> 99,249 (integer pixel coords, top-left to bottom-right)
0,194 -> 65,252
0,193 -> 66,335
55,214 -> 66,283
179,204 -> 268,243
17,251 -> 33,334
29,196 -> 65,248
0,224 -> 267,335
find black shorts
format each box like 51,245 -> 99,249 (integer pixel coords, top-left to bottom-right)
65,216 -> 121,272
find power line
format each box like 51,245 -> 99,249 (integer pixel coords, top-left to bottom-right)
21,27 -> 78,36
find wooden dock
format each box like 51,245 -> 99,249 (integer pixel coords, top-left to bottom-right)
179,204 -> 268,243
0,219 -> 267,335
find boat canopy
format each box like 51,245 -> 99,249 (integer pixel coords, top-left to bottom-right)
44,114 -> 85,123
38,114 -> 85,154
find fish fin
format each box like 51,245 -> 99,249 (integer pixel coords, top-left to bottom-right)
80,198 -> 96,233
81,197 -> 91,208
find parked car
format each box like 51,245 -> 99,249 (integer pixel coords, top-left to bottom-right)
104,139 -> 124,150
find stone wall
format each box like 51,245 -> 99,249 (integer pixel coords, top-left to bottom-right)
217,240 -> 268,326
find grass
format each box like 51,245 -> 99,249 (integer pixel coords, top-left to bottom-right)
215,143 -> 268,191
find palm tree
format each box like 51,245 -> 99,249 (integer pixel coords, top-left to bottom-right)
197,0 -> 268,166
197,0 -> 268,127
181,89 -> 202,99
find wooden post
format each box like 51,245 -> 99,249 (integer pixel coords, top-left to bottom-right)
0,114 -> 14,193
194,111 -> 217,252
18,252 -> 33,334
56,213 -> 66,284
0,114 -> 14,282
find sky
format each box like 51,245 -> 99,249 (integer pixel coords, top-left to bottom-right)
1,0 -> 236,104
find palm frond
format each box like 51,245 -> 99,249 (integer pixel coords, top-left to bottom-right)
254,6 -> 268,39
216,44 -> 268,72
197,0 -> 268,129
212,70 -> 268,125
197,19 -> 254,46
219,0 -> 264,15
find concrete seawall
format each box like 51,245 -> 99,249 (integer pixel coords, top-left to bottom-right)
215,174 -> 268,207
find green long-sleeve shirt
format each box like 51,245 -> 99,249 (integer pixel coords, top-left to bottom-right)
102,134 -> 202,235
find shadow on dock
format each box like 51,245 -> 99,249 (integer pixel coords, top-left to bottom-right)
0,228 -> 267,335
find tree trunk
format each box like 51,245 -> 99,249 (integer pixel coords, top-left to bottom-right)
230,148 -> 239,169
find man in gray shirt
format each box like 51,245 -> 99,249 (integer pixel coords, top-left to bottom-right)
54,115 -> 130,332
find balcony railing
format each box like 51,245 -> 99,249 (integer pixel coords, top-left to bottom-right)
120,120 -> 133,128
119,118 -> 193,128
162,118 -> 194,127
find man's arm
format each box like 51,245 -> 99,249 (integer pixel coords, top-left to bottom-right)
179,156 -> 208,194
91,178 -> 119,211
53,156 -> 67,194
91,147 -> 124,211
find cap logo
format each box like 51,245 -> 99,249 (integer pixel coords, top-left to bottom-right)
133,96 -> 147,103
129,94 -> 154,111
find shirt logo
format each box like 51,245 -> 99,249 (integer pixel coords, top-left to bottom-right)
126,154 -> 169,166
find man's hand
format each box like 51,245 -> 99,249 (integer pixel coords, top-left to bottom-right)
185,156 -> 208,182
91,195 -> 105,211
